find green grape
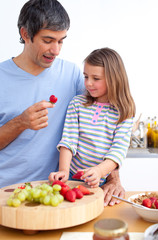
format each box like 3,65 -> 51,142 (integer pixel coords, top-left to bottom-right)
41,190 -> 47,197
25,185 -> 32,191
21,189 -> 29,198
52,184 -> 61,192
26,192 -> 33,201
32,188 -> 41,199
47,185 -> 53,193
39,197 -> 44,204
56,193 -> 64,203
50,195 -> 59,207
7,198 -> 13,206
12,198 -> 21,207
17,192 -> 26,202
14,188 -> 21,194
43,195 -> 51,205
41,183 -> 50,191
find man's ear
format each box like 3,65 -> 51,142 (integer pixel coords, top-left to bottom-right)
20,27 -> 30,43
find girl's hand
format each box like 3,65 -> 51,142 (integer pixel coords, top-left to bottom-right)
48,170 -> 69,183
81,166 -> 102,188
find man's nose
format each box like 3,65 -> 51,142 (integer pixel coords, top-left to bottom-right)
50,43 -> 60,56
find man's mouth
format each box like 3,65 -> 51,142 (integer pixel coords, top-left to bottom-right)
43,55 -> 55,62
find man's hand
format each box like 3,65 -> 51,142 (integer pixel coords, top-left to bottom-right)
101,169 -> 125,206
0,100 -> 54,150
20,100 -> 54,130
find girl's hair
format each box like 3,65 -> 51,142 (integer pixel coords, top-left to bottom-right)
18,0 -> 70,44
84,47 -> 136,123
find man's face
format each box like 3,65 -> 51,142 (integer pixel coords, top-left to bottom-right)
24,29 -> 67,70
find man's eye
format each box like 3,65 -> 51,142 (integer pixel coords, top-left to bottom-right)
43,40 -> 51,44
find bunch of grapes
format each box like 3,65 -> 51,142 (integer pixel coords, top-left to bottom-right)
7,183 -> 64,207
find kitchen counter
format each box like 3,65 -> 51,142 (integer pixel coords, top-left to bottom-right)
0,191 -> 153,240
127,148 -> 158,158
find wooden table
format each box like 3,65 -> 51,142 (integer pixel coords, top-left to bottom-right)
0,192 -> 153,240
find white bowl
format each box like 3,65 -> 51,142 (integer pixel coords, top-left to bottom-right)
128,193 -> 158,223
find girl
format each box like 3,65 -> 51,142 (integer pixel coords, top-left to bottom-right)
49,48 -> 135,187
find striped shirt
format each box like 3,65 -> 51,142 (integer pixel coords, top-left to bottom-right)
57,95 -> 133,182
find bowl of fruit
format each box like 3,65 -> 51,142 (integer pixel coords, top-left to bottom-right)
128,192 -> 158,222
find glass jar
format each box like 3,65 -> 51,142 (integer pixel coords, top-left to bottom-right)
93,218 -> 130,240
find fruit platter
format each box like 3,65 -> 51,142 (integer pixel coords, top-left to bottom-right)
0,180 -> 104,231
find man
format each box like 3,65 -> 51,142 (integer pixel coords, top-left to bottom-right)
0,0 -> 124,205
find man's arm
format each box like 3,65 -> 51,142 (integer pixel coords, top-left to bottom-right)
0,101 -> 54,150
101,169 -> 125,206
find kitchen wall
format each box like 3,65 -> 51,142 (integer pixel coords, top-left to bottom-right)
120,157 -> 158,191
0,0 -> 158,122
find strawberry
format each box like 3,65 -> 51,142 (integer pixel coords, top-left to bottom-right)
65,189 -> 76,202
72,171 -> 84,179
154,199 -> 158,209
142,198 -> 152,208
60,185 -> 71,198
72,188 -> 83,199
149,197 -> 157,204
51,180 -> 67,188
49,95 -> 58,103
77,185 -> 90,195
18,185 -> 25,189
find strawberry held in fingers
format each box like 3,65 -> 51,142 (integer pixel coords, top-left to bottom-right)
72,171 -> 84,180
49,95 -> 58,103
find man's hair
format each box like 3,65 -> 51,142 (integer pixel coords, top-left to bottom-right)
18,0 -> 70,44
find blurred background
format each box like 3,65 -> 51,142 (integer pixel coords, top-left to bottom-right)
1,0 -> 158,125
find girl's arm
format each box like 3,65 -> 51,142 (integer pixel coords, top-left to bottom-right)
49,147 -> 72,182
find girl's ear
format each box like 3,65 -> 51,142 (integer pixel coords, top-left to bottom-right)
20,27 -> 30,43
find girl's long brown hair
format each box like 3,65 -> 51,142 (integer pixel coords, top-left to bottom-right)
84,47 -> 136,123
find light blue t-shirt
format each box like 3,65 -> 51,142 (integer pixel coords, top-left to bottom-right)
0,58 -> 84,188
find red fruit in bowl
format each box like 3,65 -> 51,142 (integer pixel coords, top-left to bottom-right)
154,199 -> 158,209
149,197 -> 157,204
49,95 -> 58,103
142,198 -> 152,208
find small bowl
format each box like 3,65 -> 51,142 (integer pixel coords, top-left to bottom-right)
128,193 -> 158,223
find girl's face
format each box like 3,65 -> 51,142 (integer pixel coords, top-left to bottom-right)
84,62 -> 108,103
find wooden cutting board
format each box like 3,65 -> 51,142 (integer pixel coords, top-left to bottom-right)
0,180 -> 104,231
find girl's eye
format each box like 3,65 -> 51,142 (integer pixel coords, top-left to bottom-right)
94,78 -> 100,81
84,76 -> 88,79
